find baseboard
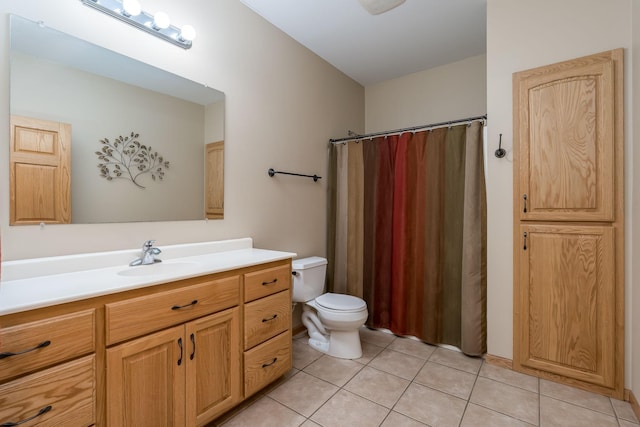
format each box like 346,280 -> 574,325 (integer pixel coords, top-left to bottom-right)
484,353 -> 513,370
628,389 -> 640,421
292,324 -> 307,337
484,354 -> 634,404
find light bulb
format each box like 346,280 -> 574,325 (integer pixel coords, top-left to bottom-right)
122,0 -> 141,16
153,11 -> 170,30
180,25 -> 196,41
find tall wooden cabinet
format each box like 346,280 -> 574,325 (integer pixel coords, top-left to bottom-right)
513,49 -> 624,398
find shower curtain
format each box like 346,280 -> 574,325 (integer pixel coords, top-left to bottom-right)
327,121 -> 486,356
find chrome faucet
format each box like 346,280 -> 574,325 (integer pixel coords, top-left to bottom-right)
129,240 -> 162,266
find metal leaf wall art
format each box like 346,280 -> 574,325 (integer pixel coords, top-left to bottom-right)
95,132 -> 170,189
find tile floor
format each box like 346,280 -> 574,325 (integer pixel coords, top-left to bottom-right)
212,327 -> 640,427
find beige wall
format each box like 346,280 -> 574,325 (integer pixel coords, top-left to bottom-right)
486,0 -> 635,390
0,0 -> 363,260
364,54 -> 487,133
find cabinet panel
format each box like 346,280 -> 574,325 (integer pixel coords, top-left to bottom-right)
0,309 -> 95,381
0,355 -> 95,427
515,54 -> 615,221
244,330 -> 292,398
106,275 -> 239,345
516,225 -> 615,387
244,290 -> 291,350
186,307 -> 241,426
244,264 -> 291,302
107,326 -> 185,427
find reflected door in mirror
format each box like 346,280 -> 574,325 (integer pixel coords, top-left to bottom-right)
205,141 -> 224,220
10,115 -> 71,225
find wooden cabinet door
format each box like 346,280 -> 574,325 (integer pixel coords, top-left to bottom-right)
0,355 -> 95,427
205,141 -> 224,220
10,115 -> 71,225
515,225 -> 615,388
185,307 -> 241,427
106,326 -> 185,427
513,49 -> 624,399
514,51 -> 619,222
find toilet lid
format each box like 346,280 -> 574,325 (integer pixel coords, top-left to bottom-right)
315,293 -> 367,311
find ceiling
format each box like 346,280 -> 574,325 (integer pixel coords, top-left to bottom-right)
239,0 -> 487,86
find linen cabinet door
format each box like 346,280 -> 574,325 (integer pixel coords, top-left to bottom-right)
514,50 -> 618,222
514,225 -> 616,388
106,325 -> 186,427
185,307 -> 241,426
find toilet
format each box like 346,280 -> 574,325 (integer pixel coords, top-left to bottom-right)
292,256 -> 368,359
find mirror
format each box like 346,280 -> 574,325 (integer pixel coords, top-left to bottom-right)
9,15 -> 225,224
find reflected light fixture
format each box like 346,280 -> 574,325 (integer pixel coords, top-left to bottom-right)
81,0 -> 196,49
358,0 -> 406,15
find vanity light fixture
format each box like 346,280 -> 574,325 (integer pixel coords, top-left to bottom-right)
81,0 -> 196,49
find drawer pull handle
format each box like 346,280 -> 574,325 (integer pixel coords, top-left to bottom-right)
523,194 -> 528,213
0,340 -> 51,359
190,333 -> 196,360
0,404 -> 52,426
262,357 -> 278,368
262,314 -> 278,323
262,278 -> 278,286
177,338 -> 183,366
171,300 -> 198,310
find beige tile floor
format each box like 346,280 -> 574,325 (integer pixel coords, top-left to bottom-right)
212,328 -> 640,427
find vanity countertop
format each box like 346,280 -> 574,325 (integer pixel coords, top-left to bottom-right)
0,238 -> 296,316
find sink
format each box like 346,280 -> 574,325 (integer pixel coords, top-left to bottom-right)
117,261 -> 199,277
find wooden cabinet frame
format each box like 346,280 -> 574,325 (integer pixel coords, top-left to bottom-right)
513,49 -> 624,399
0,259 -> 292,426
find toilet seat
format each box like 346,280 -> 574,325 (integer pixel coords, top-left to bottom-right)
315,293 -> 366,312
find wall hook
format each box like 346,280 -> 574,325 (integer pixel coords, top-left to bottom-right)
495,134 -> 506,158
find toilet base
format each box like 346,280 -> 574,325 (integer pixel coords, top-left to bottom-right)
323,330 -> 362,359
301,300 -> 366,360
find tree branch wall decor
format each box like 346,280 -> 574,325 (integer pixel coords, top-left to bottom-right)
96,132 -> 170,189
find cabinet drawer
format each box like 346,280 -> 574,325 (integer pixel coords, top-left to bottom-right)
244,264 -> 290,302
244,290 -> 291,350
106,275 -> 239,345
244,330 -> 292,398
0,309 -> 95,382
0,355 -> 95,427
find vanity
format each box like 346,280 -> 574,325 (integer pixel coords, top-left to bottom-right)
0,238 -> 295,426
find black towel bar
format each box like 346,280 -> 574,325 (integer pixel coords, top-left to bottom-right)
268,168 -> 321,182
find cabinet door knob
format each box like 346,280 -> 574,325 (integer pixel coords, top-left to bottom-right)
171,300 -> 198,310
177,338 -> 183,366
523,194 -> 528,213
0,405 -> 52,426
0,340 -> 51,359
190,333 -> 195,361
262,314 -> 278,323
523,232 -> 528,250
261,357 -> 278,368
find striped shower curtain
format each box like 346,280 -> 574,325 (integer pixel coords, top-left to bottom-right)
327,121 -> 487,356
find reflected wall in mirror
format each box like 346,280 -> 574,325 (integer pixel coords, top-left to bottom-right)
9,15 -> 225,224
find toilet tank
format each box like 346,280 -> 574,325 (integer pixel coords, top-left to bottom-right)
291,256 -> 327,302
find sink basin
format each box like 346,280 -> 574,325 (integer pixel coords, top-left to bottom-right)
117,261 -> 199,277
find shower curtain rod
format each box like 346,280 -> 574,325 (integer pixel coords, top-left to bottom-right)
329,114 -> 487,144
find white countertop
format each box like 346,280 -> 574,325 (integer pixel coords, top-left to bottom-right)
0,238 -> 296,316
